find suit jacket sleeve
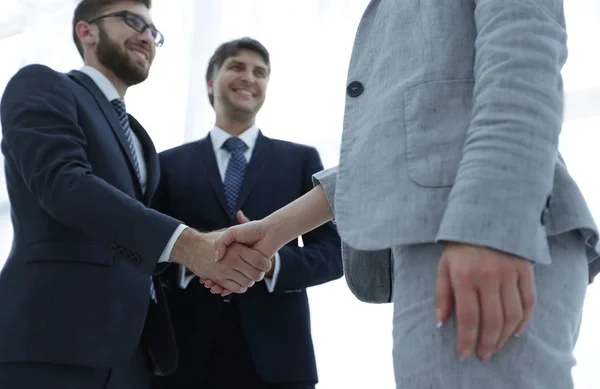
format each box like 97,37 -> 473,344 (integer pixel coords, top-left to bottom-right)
273,147 -> 343,293
436,0 -> 566,263
0,64 -> 181,275
312,166 -> 338,215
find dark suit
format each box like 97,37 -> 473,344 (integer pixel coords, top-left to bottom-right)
0,64 -> 179,388
151,133 -> 343,389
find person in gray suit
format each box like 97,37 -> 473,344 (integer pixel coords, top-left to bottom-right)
204,1 -> 600,388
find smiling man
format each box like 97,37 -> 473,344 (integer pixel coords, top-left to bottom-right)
0,1 -> 273,388
150,38 -> 342,389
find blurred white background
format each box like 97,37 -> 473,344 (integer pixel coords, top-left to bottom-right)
0,0 -> 599,387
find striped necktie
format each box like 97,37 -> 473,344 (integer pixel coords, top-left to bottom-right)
110,99 -> 156,303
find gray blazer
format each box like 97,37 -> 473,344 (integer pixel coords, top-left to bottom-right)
313,0 -> 600,303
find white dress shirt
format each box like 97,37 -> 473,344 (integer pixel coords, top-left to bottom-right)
78,66 -> 186,264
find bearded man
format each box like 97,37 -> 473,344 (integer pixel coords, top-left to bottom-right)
0,1 -> 272,388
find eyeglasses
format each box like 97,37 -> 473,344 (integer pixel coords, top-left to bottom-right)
88,10 -> 164,47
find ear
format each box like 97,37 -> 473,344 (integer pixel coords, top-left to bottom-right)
207,78 -> 214,95
75,21 -> 98,50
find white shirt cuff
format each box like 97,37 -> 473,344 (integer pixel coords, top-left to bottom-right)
158,224 -> 188,263
263,252 -> 281,293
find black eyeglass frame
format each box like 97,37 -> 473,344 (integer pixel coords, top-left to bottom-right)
88,10 -> 164,47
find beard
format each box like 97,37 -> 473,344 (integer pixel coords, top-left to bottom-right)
96,27 -> 149,87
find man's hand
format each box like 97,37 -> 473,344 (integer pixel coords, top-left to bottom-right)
201,211 -> 276,294
435,242 -> 536,361
170,227 -> 271,293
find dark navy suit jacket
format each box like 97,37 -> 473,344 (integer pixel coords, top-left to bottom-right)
0,65 -> 179,374
151,133 -> 343,385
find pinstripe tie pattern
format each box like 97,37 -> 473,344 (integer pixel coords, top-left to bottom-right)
222,137 -> 248,215
110,99 -> 142,183
110,99 -> 156,302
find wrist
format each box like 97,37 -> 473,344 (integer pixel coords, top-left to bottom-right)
170,228 -> 214,268
262,215 -> 292,250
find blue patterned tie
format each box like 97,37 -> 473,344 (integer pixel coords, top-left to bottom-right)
222,137 -> 248,215
111,99 -> 142,183
110,99 -> 156,302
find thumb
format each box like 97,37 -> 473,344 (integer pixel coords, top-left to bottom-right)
237,210 -> 251,224
214,227 -> 238,261
435,256 -> 453,328
214,221 -> 263,261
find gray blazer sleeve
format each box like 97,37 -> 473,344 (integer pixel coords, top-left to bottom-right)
436,0 -> 567,263
312,166 -> 338,214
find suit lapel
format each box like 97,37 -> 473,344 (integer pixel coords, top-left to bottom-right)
236,132 -> 272,211
129,115 -> 158,203
196,137 -> 230,213
67,70 -> 141,191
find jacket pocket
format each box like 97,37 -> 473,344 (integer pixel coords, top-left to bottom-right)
403,79 -> 474,187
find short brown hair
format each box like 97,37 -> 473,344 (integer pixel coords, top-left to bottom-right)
205,37 -> 270,106
72,0 -> 152,59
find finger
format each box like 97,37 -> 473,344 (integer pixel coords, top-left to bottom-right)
214,227 -> 238,261
221,244 -> 271,281
226,267 -> 258,289
235,245 -> 271,274
435,257 -> 453,327
476,275 -> 503,361
220,258 -> 262,288
237,210 -> 251,224
452,272 -> 480,360
214,222 -> 262,261
495,278 -> 522,353
201,279 -> 215,288
209,278 -> 247,294
515,263 -> 536,336
220,289 -> 232,296
219,279 -> 248,294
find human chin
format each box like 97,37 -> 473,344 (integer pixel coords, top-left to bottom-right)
230,94 -> 257,110
126,46 -> 151,70
109,52 -> 148,86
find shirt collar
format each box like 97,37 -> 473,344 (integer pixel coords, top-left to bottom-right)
78,65 -> 121,102
210,124 -> 260,153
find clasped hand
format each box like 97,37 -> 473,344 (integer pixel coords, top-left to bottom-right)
173,217 -> 272,294
199,211 -> 277,296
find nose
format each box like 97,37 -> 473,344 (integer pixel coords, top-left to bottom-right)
138,28 -> 154,44
240,70 -> 255,84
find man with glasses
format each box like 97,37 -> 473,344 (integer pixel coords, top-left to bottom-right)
0,1 -> 271,388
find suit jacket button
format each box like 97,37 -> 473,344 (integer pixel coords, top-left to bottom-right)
110,244 -> 118,251
132,254 -> 140,263
117,247 -> 125,256
346,81 -> 364,97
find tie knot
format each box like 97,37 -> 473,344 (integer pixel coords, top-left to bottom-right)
222,137 -> 247,154
111,99 -> 127,117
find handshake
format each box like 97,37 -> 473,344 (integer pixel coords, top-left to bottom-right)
170,211 -> 280,296
169,186 -> 333,295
